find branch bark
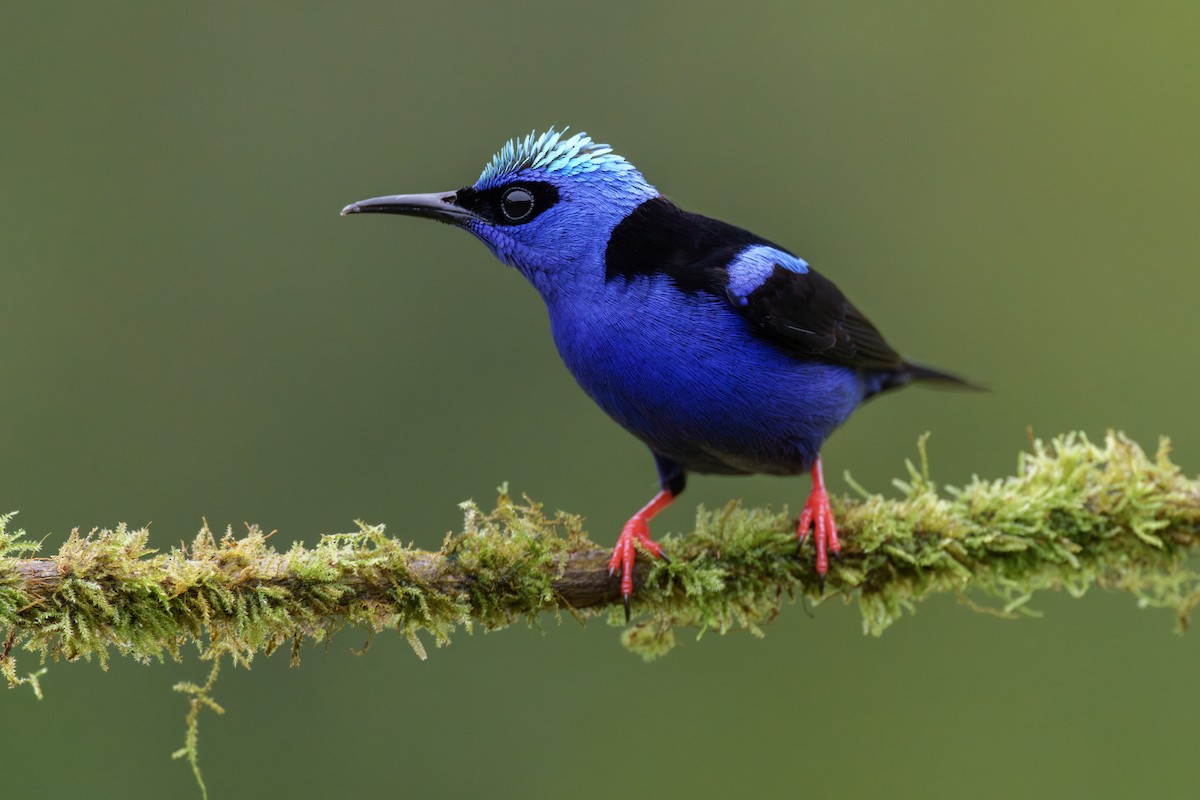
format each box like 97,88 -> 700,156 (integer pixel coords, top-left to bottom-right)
9,547 -> 632,614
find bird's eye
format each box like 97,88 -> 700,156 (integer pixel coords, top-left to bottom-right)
500,187 -> 535,221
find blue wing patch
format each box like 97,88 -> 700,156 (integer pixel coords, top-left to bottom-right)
724,245 -> 809,306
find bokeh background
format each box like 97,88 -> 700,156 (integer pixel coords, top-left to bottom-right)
4,3 -> 1198,798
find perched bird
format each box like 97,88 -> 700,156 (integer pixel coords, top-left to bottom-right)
342,128 -> 968,617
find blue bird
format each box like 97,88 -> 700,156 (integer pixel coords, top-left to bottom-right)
342,128 -> 969,617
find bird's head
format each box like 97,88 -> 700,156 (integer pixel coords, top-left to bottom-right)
341,128 -> 657,297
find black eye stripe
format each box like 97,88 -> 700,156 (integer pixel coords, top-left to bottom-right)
454,181 -> 559,226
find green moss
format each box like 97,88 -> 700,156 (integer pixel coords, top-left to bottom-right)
172,658 -> 224,800
612,432 -> 1200,656
0,431 -> 1197,675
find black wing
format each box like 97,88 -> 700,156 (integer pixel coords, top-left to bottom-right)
725,247 -> 906,371
603,197 -> 938,376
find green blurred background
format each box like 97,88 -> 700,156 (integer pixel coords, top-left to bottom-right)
3,3 -> 1198,798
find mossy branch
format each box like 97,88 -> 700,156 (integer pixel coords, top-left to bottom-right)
3,431 -> 1199,677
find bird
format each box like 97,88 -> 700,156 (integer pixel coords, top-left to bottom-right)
341,127 -> 970,618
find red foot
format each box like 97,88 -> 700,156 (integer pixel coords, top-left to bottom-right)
796,457 -> 841,591
608,489 -> 674,620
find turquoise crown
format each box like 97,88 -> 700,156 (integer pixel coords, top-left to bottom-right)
476,127 -> 638,189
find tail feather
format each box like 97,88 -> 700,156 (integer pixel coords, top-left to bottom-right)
873,361 -> 984,396
905,361 -> 982,390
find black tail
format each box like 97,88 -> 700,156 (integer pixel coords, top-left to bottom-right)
906,361 -> 982,389
876,361 -> 984,395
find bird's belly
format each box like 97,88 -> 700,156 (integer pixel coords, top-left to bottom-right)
549,294 -> 866,475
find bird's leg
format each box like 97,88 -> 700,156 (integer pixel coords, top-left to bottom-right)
796,455 -> 841,591
609,456 -> 684,620
608,489 -> 674,622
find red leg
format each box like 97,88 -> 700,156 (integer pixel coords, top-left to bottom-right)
608,489 -> 674,620
796,456 -> 841,591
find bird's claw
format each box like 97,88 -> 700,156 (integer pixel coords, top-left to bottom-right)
608,516 -> 667,621
796,482 -> 840,592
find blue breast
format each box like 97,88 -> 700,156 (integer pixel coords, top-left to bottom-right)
547,275 -> 870,475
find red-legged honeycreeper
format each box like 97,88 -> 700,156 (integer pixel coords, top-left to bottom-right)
342,128 -> 970,618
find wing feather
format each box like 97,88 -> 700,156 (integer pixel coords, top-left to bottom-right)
724,245 -> 905,371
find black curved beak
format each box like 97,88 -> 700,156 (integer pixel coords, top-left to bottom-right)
340,191 -> 474,224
